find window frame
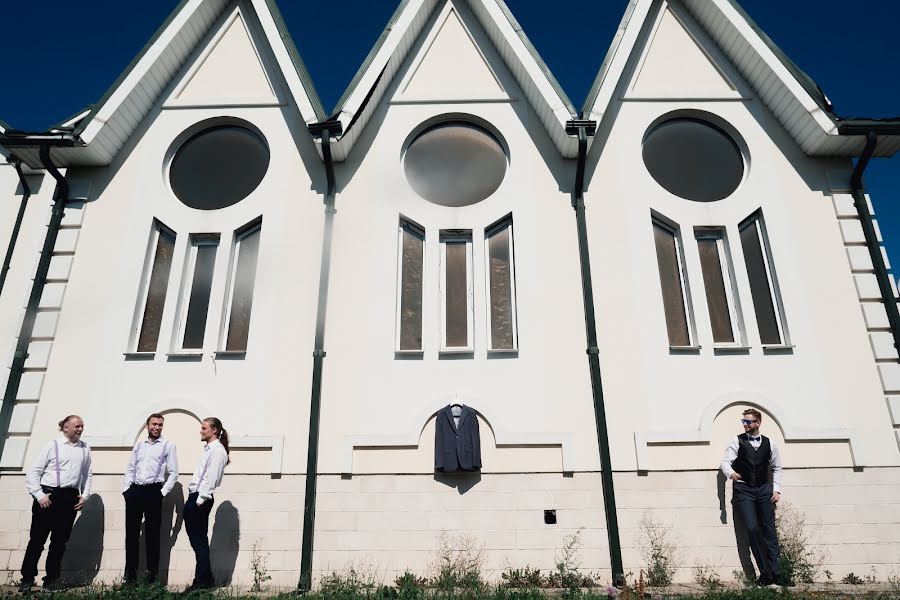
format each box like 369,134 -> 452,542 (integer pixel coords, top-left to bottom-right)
694,227 -> 745,347
129,219 -> 177,354
484,216 -> 518,353
218,219 -> 262,354
172,233 -> 220,353
738,211 -> 790,346
395,218 -> 426,354
651,215 -> 698,349
439,229 -> 474,353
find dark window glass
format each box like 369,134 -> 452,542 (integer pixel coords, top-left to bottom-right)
488,222 -> 515,350
404,123 -> 506,207
225,225 -> 261,352
183,237 -> 218,349
170,125 -> 269,210
652,222 -> 690,346
739,216 -> 781,344
399,223 -> 424,351
137,225 -> 176,352
445,241 -> 469,348
643,118 -> 744,202
697,234 -> 734,343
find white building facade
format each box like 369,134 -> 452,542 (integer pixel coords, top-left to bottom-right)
1,0 -> 899,588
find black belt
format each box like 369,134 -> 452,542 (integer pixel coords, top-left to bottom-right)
41,486 -> 78,493
131,482 -> 163,487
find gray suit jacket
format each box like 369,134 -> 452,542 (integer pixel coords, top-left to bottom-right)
434,405 -> 482,472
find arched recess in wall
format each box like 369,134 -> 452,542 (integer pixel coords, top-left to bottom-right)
341,394 -> 575,474
634,390 -> 864,470
83,398 -> 284,474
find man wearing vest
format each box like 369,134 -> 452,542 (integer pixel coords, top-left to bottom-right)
20,415 -> 93,592
122,413 -> 179,583
720,408 -> 783,586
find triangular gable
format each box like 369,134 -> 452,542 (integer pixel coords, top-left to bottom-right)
326,0 -> 577,161
34,0 -> 326,168
397,4 -> 507,102
628,5 -> 736,99
168,6 -> 280,106
581,0 -> 898,157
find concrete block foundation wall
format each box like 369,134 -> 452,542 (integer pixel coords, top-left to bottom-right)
1,469 -> 898,587
0,473 -> 307,588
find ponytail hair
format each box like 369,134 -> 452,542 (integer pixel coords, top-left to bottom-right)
58,415 -> 80,431
203,417 -> 230,465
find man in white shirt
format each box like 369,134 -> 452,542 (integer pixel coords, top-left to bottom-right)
122,413 -> 179,583
183,417 -> 230,591
20,415 -> 93,592
720,408 -> 783,586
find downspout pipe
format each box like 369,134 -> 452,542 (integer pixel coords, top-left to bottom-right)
566,118 -> 625,586
0,159 -> 32,298
0,143 -> 69,465
299,119 -> 341,591
847,131 -> 900,361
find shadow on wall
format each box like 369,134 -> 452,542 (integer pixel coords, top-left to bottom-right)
61,495 -> 104,585
434,471 -> 481,494
209,501 -> 240,586
717,471 -> 756,579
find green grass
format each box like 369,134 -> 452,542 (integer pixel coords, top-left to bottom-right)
13,582 -> 900,600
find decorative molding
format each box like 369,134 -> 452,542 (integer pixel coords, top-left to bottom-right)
340,393 -> 573,474
633,391 -> 865,469
83,398 -> 286,473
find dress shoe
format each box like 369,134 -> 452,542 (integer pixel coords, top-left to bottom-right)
17,579 -> 34,594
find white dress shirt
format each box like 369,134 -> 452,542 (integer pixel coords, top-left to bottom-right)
26,437 -> 93,501
123,436 -> 179,496
720,434 -> 783,493
187,439 -> 228,504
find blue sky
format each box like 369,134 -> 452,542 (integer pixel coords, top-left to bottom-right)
2,1 -> 898,273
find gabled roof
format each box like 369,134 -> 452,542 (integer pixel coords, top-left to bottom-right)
322,0 -> 578,161
583,0 -> 900,158
2,0 -> 326,169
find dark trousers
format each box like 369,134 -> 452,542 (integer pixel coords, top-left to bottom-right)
21,487 -> 79,583
124,483 -> 163,580
733,483 -> 781,579
183,492 -> 214,587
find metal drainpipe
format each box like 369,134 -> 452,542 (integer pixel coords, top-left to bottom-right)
299,124 -> 338,591
0,160 -> 32,298
566,118 -> 625,586
849,131 -> 900,360
0,143 -> 69,464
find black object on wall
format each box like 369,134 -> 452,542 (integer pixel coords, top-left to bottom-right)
435,404 -> 482,472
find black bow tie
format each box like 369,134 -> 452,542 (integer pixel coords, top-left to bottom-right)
749,436 -> 761,442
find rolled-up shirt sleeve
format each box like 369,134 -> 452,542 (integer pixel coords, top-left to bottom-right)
26,442 -> 52,501
770,440 -> 783,494
720,437 -> 739,480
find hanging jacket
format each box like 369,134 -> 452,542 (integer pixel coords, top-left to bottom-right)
434,404 -> 482,472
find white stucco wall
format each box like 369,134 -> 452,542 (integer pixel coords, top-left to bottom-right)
0,0 -> 898,588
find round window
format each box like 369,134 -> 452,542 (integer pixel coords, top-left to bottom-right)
170,124 -> 270,210
642,117 -> 744,202
404,122 -> 506,207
